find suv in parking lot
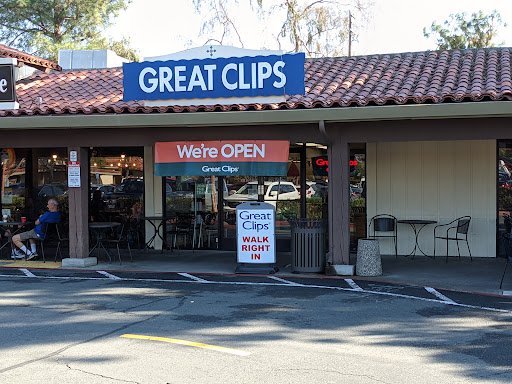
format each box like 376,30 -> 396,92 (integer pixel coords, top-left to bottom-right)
105,179 -> 144,209
224,181 -> 299,209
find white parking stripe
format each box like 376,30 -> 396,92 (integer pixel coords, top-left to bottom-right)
425,287 -> 456,303
268,276 -> 303,285
0,272 -> 509,314
345,279 -> 363,291
178,273 -> 209,283
97,271 -> 122,280
19,269 -> 36,278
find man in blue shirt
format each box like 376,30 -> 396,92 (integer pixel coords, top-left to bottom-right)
12,198 -> 61,260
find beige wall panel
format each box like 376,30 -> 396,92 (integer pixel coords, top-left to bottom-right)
367,140 -> 496,257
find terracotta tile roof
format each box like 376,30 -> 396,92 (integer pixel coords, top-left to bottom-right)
2,47 -> 512,117
0,44 -> 62,72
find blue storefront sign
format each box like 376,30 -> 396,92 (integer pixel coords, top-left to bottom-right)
123,53 -> 305,101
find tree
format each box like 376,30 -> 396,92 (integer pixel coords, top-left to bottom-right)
0,0 -> 139,62
194,0 -> 373,57
423,10 -> 506,50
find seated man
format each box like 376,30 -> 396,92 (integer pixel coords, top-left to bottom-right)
12,198 -> 61,260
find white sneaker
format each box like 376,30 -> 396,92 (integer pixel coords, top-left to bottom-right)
26,252 -> 38,260
11,249 -> 25,259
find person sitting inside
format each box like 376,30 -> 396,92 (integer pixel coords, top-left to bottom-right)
12,198 -> 61,260
90,189 -> 107,222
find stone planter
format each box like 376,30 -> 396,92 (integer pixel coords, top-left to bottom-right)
356,238 -> 382,276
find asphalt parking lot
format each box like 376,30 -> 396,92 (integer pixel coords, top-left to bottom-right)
2,267 -> 512,314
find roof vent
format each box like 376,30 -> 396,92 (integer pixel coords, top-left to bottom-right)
58,49 -> 129,70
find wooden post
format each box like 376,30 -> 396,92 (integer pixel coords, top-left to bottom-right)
328,135 -> 350,265
67,147 -> 89,259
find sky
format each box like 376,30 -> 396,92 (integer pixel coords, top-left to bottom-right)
106,0 -> 512,59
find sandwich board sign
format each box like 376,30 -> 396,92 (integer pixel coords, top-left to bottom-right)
236,202 -> 277,274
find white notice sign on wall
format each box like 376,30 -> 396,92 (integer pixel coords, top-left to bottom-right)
68,161 -> 80,188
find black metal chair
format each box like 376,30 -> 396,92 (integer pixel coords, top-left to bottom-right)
433,216 -> 472,261
54,223 -> 68,261
171,214 -> 195,251
0,227 -> 11,259
368,214 -> 397,256
103,219 -> 132,264
504,214 -> 512,234
30,222 -> 60,263
127,218 -> 143,251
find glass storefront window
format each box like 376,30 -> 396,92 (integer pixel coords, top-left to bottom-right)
164,176 -> 222,249
349,145 -> 366,252
1,148 -> 27,220
89,147 -> 144,247
305,144 -> 328,222
498,141 -> 512,256
1,148 -> 68,222
160,142 -> 331,252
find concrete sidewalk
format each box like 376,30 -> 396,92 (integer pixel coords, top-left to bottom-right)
75,249 -> 512,296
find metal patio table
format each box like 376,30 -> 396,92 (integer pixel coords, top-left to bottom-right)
397,219 -> 437,258
89,222 -> 121,261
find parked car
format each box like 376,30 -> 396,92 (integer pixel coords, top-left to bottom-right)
4,183 -> 67,198
90,184 -> 115,199
296,181 -> 324,198
228,181 -> 247,194
499,171 -> 511,188
38,184 -> 66,197
224,181 -> 299,209
105,179 -> 144,209
351,184 -> 363,195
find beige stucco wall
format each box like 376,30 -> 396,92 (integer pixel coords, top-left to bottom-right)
367,140 -> 496,257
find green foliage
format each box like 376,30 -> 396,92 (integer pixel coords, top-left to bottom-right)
350,197 -> 365,208
423,10 -> 506,50
0,0 -> 139,62
107,37 -> 139,62
499,187 -> 512,211
277,200 -> 300,221
5,196 -> 25,215
277,198 -> 324,220
166,197 -> 194,214
194,0 -> 373,57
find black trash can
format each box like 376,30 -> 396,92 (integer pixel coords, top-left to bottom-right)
290,219 -> 326,273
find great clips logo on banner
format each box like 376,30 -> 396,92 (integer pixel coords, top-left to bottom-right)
155,140 -> 290,176
123,53 -> 305,101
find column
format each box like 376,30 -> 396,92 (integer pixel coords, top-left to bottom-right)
328,135 -> 350,265
63,147 -> 96,267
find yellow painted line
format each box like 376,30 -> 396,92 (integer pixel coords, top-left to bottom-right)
120,334 -> 251,356
0,260 -> 61,269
